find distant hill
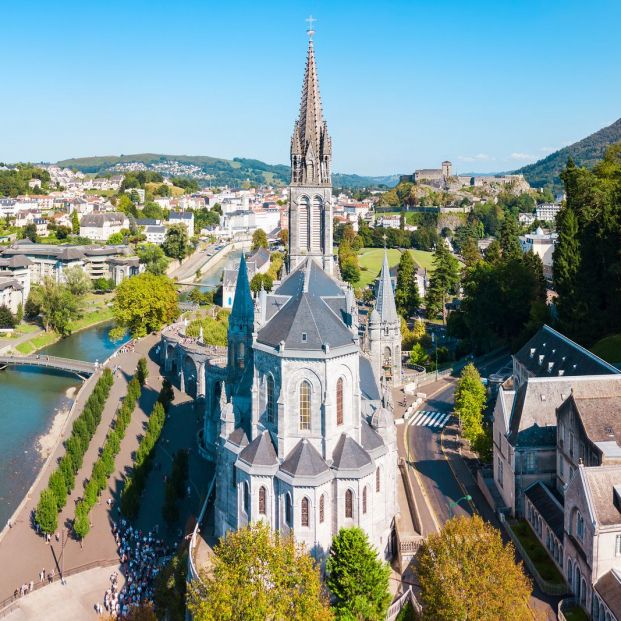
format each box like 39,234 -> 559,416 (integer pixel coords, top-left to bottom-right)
516,117 -> 621,189
56,153 -> 397,189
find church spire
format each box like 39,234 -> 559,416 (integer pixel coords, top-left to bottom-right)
376,250 -> 398,324
231,253 -> 254,325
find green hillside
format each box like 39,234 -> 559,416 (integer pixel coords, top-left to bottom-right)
56,153 -> 397,189
516,117 -> 621,189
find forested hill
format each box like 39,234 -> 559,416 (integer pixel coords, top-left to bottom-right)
56,153 -> 397,189
516,117 -> 621,189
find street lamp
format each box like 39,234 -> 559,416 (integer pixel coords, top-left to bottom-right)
448,494 -> 472,518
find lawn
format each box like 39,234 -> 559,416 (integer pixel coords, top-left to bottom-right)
591,334 -> 621,364
354,247 -> 437,288
510,520 -> 565,586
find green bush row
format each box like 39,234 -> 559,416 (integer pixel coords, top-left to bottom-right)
120,379 -> 174,520
35,368 -> 115,535
162,450 -> 189,525
73,366 -> 145,539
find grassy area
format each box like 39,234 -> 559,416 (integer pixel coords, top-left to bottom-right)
591,333 -> 621,364
16,331 -> 59,354
354,247 -> 437,288
511,520 -> 565,586
409,249 -> 436,271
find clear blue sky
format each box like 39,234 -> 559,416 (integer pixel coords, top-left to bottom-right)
2,0 -> 620,176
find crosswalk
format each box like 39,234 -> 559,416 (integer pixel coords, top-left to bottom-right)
409,410 -> 452,429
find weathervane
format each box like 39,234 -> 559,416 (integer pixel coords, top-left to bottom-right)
306,14 -> 317,39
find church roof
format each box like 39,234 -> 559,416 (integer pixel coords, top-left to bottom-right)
238,430 -> 278,466
375,250 -> 398,324
257,258 -> 354,351
280,438 -> 330,477
359,356 -> 381,401
228,427 -> 248,448
332,434 -> 373,471
360,419 -> 384,452
230,253 -> 254,324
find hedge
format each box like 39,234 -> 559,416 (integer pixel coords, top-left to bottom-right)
120,380 -> 172,520
73,362 -> 146,539
162,450 -> 189,526
35,368 -> 114,534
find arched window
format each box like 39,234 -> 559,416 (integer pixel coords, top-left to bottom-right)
301,497 -> 310,527
376,468 -> 381,493
345,489 -> 353,519
299,197 -> 310,250
285,493 -> 292,527
299,381 -> 311,430
576,511 -> 585,541
259,486 -> 266,515
319,494 -> 325,524
243,481 -> 250,515
266,375 -> 275,423
363,487 -> 367,514
336,377 -> 344,426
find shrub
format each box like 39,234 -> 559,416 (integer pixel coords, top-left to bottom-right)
35,489 -> 58,535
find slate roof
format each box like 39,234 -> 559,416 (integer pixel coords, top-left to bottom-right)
524,481 -> 564,539
228,427 -> 248,448
230,254 -> 254,324
280,439 -> 330,477
332,434 -> 372,471
375,251 -> 398,324
360,419 -> 384,452
238,430 -> 278,467
581,465 -> 621,526
275,258 -> 342,298
594,570 -> 621,619
81,212 -> 127,227
514,325 -> 618,379
247,247 -> 270,270
0,255 -> 31,268
359,356 -> 381,401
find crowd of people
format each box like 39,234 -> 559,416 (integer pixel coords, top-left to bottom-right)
96,520 -> 171,618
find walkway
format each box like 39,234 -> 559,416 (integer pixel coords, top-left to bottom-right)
0,355 -> 97,376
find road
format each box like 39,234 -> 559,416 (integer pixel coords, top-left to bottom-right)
168,242 -> 220,283
398,351 -> 559,618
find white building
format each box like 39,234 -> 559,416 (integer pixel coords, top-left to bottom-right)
536,204 -> 562,222
520,227 -> 558,279
80,212 -> 129,242
168,211 -> 195,238
144,225 -> 166,245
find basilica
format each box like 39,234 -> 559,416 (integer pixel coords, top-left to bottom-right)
162,30 -> 400,561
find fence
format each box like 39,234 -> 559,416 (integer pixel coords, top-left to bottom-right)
0,558 -> 118,619
385,587 -> 422,621
499,514 -> 569,596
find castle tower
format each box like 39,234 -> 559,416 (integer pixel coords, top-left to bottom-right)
288,26 -> 334,274
368,250 -> 402,385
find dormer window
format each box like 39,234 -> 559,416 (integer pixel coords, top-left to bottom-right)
548,362 -> 554,373
530,348 -> 535,358
302,333 -> 307,342
538,355 -> 544,365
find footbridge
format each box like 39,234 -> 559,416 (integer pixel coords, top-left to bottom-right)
0,354 -> 99,378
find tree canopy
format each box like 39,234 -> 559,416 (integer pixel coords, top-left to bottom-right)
395,251 -> 421,318
425,241 -> 460,323
251,228 -> 268,250
112,273 -> 179,338
63,266 -> 92,297
137,243 -> 170,275
163,223 -> 190,262
187,522 -> 332,621
417,515 -> 532,621
326,527 -> 391,621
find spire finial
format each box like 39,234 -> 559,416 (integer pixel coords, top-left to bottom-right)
306,15 -> 317,39
382,233 -> 387,249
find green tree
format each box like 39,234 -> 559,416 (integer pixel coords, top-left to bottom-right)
408,342 -> 429,367
278,228 -> 289,246
162,223 -> 190,263
498,215 -> 522,259
326,527 -> 391,621
417,515 -> 531,621
71,210 -> 80,234
36,278 -> 81,335
73,505 -> 90,540
142,201 -> 164,220
251,227 -> 268,250
117,193 -> 138,218
35,489 -> 58,534
250,272 -> 273,294
136,357 -> 149,386
107,231 -> 125,245
0,305 -> 16,329
112,272 -> 179,338
153,551 -> 188,621
187,522 -> 332,621
63,265 -> 92,297
395,251 -> 421,318
425,241 -> 460,323
22,223 -> 38,242
15,302 -> 23,323
137,243 -> 170,275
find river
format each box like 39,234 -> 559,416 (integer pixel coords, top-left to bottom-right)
197,248 -> 243,291
0,321 -> 129,527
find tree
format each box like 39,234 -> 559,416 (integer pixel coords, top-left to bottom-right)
36,278 -> 81,335
63,266 -> 92,297
250,272 -> 273,294
112,273 -> 179,338
117,194 -> 138,218
136,357 -> 149,386
326,527 -> 391,621
187,522 -> 332,621
461,237 -> 482,266
23,223 -> 38,242
163,223 -> 190,263
35,489 -> 58,534
71,210 -> 80,234
153,552 -> 187,621
55,225 -> 71,240
0,305 -> 16,329
498,215 -> 522,259
251,228 -> 268,251
408,342 -> 429,367
340,254 -> 360,284
395,251 -> 421,318
278,228 -> 289,246
73,505 -> 90,539
107,231 -> 125,245
417,515 -> 531,621
137,243 -> 170,275
15,302 -> 23,323
425,241 -> 460,323
142,201 -> 164,220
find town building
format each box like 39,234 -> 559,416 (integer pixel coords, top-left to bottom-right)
221,247 -> 271,309
536,204 -> 562,222
80,212 -> 129,242
519,227 -> 558,280
143,225 -> 166,245
168,211 -> 195,238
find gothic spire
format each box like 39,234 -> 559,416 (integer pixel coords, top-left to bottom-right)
376,250 -> 398,324
231,253 -> 254,325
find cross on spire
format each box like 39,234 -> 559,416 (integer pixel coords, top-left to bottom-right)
382,233 -> 387,248
306,15 -> 317,39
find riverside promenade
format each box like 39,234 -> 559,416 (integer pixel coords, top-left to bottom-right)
0,334 -> 162,610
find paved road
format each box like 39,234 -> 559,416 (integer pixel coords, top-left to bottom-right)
169,243 -> 219,283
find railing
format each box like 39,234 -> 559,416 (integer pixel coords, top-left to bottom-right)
385,587 -> 422,621
500,516 -> 569,596
188,473 -> 217,582
0,558 -> 118,619
557,597 -> 580,621
0,354 -> 97,375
